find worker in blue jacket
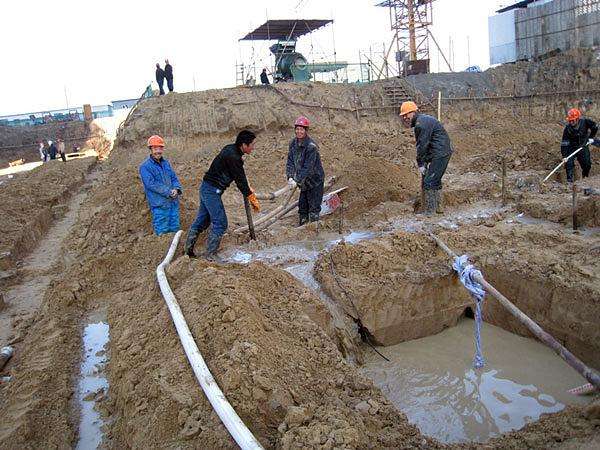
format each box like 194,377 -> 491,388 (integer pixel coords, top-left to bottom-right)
139,135 -> 182,235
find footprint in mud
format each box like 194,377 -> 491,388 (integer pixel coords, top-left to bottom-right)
180,409 -> 204,439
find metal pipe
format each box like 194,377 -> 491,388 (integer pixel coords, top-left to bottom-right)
429,233 -> 600,389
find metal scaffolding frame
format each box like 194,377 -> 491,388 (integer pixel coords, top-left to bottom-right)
376,0 -> 435,75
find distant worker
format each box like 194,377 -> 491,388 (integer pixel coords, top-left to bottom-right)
139,135 -> 182,235
38,141 -> 46,162
155,63 -> 165,95
260,68 -> 270,85
57,138 -> 67,162
184,130 -> 261,260
286,116 -> 325,225
561,108 -> 598,182
399,101 -> 453,215
164,59 -> 174,93
48,140 -> 58,160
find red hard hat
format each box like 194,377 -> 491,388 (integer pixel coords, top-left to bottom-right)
147,135 -> 165,148
567,108 -> 581,121
294,116 -> 310,128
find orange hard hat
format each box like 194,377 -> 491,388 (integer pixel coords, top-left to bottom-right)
566,108 -> 581,122
147,135 -> 165,148
399,101 -> 418,116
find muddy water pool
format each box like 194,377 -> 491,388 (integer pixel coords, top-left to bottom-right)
75,314 -> 110,450
361,318 -> 591,443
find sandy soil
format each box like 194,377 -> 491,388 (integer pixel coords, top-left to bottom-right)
0,49 -> 599,449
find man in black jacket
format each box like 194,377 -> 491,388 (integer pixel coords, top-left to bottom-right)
260,68 -> 270,85
286,116 -> 325,225
561,108 -> 598,182
184,130 -> 261,259
48,140 -> 58,160
164,59 -> 174,93
155,63 -> 165,95
399,101 -> 453,215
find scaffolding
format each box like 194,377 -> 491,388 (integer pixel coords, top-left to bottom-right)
376,0 -> 436,76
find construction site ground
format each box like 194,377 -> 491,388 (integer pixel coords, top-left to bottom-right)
0,50 -> 599,449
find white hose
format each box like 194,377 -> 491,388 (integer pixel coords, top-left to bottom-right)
156,230 -> 264,450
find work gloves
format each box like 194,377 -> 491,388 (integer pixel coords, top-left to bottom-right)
418,166 -> 426,176
288,178 -> 297,188
169,189 -> 180,198
588,138 -> 595,146
247,193 -> 261,212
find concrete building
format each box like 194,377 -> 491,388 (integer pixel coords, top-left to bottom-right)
489,0 -> 600,64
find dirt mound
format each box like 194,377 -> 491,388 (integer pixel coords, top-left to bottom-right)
107,254 -> 437,449
314,232 -> 471,345
518,174 -> 600,227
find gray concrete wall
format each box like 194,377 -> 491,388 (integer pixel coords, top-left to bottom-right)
515,0 -> 600,60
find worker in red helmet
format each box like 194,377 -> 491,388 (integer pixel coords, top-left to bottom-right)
286,116 -> 325,225
139,135 -> 182,235
560,108 -> 598,182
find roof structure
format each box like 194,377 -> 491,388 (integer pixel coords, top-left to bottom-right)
240,19 -> 333,41
496,0 -> 538,13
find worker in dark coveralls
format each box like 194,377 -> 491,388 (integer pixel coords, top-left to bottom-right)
560,108 -> 598,182
286,116 -> 325,226
260,68 -> 270,85
399,101 -> 453,215
164,59 -> 174,93
184,130 -> 261,260
155,63 -> 165,95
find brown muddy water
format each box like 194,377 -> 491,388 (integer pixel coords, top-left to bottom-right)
361,318 -> 591,443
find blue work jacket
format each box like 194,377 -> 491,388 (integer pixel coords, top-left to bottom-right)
139,156 -> 182,208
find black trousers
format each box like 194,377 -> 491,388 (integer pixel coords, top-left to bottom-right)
157,79 -> 165,95
298,182 -> 324,220
562,146 -> 591,181
422,155 -> 451,190
166,77 -> 174,92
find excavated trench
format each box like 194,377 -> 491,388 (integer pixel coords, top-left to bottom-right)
218,215 -> 597,445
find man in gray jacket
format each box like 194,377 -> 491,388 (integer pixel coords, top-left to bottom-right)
399,101 -> 453,215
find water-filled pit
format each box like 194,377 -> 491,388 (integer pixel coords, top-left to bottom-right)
224,230 -> 594,443
362,317 -> 591,443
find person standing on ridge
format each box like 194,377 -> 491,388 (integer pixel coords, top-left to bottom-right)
164,59 -> 174,93
260,68 -> 270,85
155,63 -> 165,95
184,130 -> 261,260
48,140 -> 58,160
57,138 -> 66,162
399,101 -> 453,216
560,108 -> 598,182
139,135 -> 182,235
38,141 -> 46,162
286,116 -> 325,226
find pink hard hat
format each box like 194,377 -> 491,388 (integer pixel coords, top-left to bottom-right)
294,116 -> 310,128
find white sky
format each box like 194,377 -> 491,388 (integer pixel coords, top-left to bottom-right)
0,0 -> 507,116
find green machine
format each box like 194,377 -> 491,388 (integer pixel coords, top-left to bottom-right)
240,19 -> 345,83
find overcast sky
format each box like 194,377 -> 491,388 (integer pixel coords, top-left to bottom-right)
0,0 -> 507,116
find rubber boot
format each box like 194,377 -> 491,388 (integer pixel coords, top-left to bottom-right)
298,215 -> 309,227
204,232 -> 223,262
308,213 -> 320,223
435,190 -> 444,214
184,228 -> 200,258
424,189 -> 436,216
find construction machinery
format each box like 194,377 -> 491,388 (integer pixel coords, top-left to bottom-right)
239,19 -> 347,83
